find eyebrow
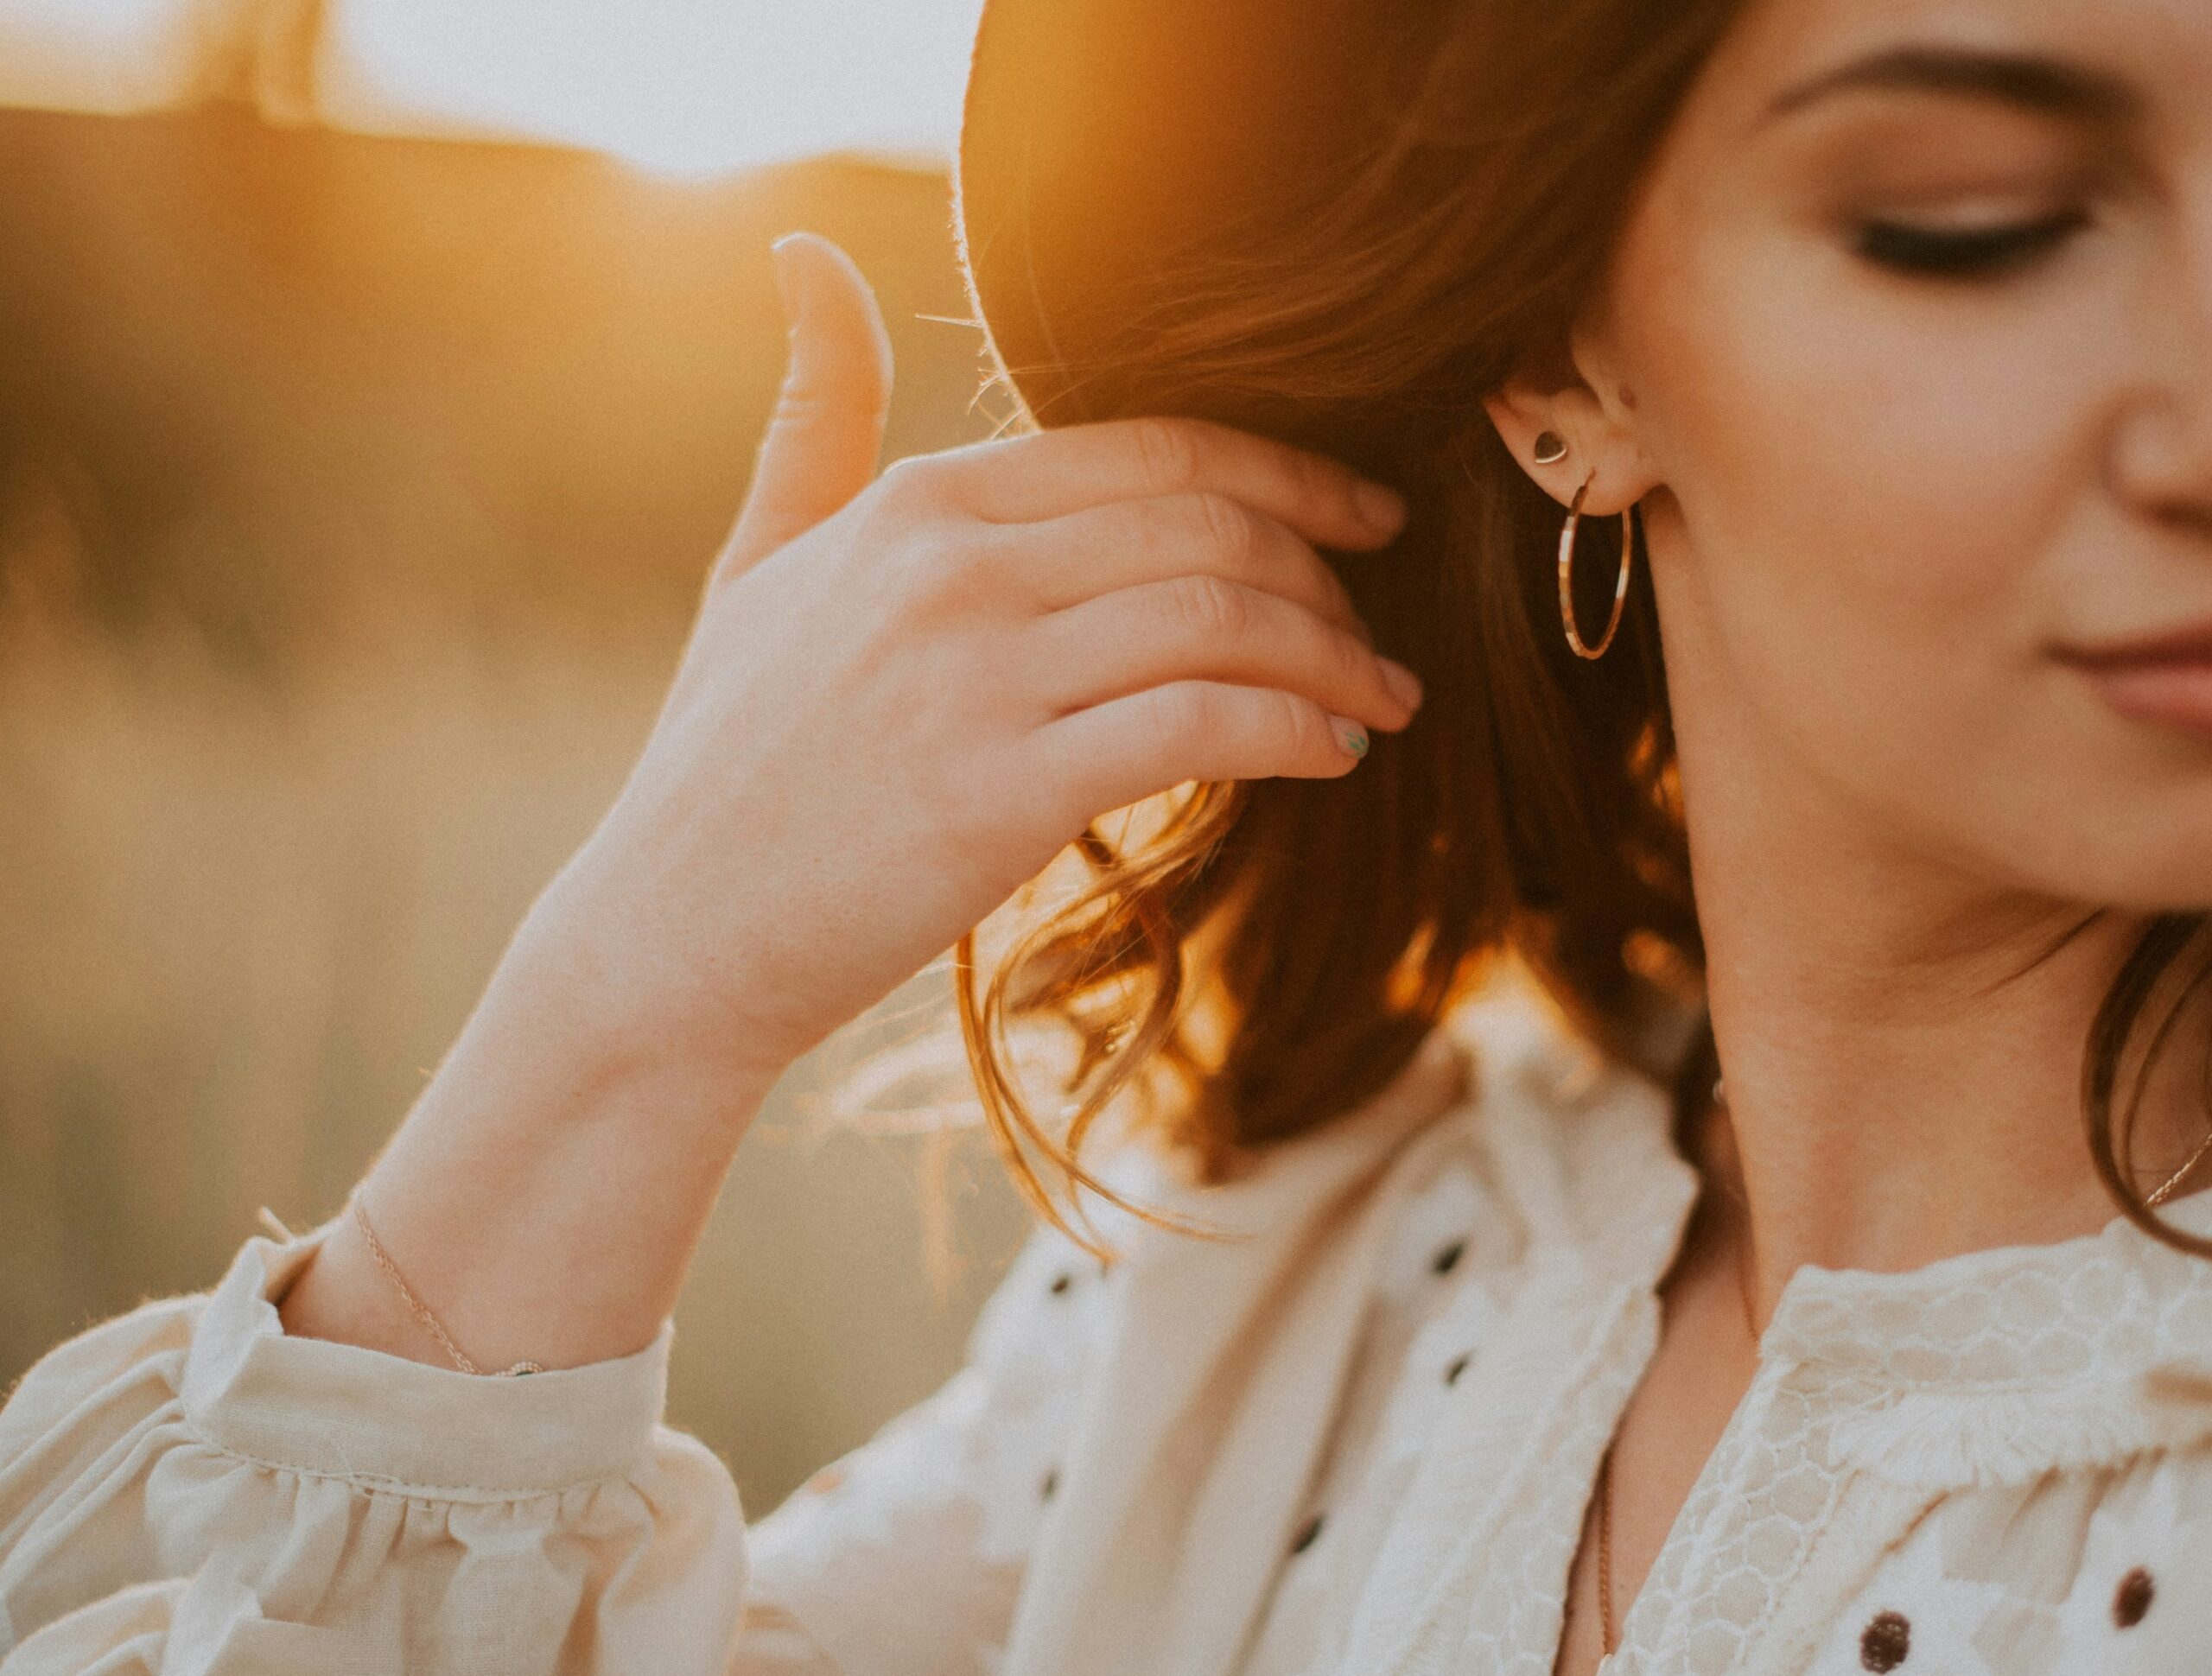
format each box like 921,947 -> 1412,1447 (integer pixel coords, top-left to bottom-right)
1760,44 -> 2144,129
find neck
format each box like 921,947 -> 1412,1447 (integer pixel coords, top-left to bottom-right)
1672,731 -> 2209,1326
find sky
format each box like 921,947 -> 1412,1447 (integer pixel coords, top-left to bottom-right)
0,0 -> 990,175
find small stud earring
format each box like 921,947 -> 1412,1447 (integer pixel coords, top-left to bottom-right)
1533,431 -> 1567,465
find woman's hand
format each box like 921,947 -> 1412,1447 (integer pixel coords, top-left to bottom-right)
277,232 -> 1418,1372
558,231 -> 1420,1087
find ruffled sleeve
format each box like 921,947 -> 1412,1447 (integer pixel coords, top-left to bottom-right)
0,1213 -> 1107,1676
0,1224 -> 742,1673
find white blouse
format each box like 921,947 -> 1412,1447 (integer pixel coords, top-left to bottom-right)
3,977 -> 2210,1675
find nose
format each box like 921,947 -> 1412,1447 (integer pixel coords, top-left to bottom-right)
2105,182 -> 2212,532
2108,402 -> 2212,535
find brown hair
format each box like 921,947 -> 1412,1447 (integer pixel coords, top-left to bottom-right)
944,0 -> 2212,1261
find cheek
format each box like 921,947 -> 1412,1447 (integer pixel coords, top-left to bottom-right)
1602,196 -> 2187,886
1624,213 -> 2106,670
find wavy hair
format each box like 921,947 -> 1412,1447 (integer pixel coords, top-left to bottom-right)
937,0 -> 2212,1262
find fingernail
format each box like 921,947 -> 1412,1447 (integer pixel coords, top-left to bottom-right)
1378,657 -> 1424,710
1329,715 -> 1370,759
1355,480 -> 1408,535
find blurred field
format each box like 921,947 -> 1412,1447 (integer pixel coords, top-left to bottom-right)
0,105 -> 1033,1513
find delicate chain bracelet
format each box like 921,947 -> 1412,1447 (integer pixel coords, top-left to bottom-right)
349,1193 -> 544,1377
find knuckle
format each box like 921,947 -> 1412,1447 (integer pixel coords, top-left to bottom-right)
771,384 -> 846,425
872,453 -> 942,510
1131,416 -> 1200,492
1192,492 -> 1260,567
883,527 -> 971,609
1167,572 -> 1251,644
887,453 -> 977,524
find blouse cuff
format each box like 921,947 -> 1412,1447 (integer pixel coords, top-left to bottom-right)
181,1225 -> 677,1499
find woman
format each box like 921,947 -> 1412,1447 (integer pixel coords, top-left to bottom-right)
3,0 -> 2211,1668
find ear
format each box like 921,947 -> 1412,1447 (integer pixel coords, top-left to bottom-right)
1480,326 -> 1659,518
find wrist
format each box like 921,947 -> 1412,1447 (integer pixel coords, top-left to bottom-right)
284,990 -> 778,1372
276,871 -> 790,1372
484,875 -> 789,1124
506,828 -> 801,1105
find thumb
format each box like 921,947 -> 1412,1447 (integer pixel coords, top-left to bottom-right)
721,232 -> 896,578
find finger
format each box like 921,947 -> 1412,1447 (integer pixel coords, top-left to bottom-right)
928,416 -> 1408,555
1030,680 -> 1374,822
1022,575 -> 1421,733
986,492 -> 1374,645
720,232 -> 896,580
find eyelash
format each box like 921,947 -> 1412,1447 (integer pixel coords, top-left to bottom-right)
1852,207 -> 2091,278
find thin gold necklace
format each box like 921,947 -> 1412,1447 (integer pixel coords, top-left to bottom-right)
2148,1125 -> 2212,1207
1593,1076 -> 1755,1661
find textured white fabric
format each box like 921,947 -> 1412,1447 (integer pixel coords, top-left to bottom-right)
3,975 -> 2210,1674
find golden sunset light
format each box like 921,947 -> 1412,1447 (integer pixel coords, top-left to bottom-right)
321,0 -> 988,173
10,4 -> 2212,1672
0,0 -> 986,173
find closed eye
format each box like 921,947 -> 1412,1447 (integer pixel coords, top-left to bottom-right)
1853,208 -> 2091,278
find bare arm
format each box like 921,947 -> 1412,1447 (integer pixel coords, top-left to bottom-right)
278,232 -> 1420,1372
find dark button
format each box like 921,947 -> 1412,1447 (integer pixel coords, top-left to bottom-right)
1050,1271 -> 1074,1295
1444,1352 -> 1471,1386
1431,1239 -> 1466,1275
2114,1566 -> 2154,1628
1040,1467 -> 1059,1501
1859,1609 -> 1910,1672
1289,1512 -> 1325,1555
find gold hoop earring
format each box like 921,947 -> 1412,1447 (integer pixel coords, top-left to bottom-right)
1558,475 -> 1637,660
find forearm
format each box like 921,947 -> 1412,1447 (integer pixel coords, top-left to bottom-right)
280,871 -> 785,1372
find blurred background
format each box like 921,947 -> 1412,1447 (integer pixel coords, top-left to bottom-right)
0,0 -> 1040,1516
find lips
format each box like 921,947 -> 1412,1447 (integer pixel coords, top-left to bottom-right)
2056,623 -> 2212,738
2074,661 -> 2212,734
2059,619 -> 2212,670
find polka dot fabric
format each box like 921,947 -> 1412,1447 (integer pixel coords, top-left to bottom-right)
3,978 -> 2209,1675
724,986 -> 2212,1676
739,985 -> 2212,1676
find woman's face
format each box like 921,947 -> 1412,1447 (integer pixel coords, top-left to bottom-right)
1581,0 -> 2212,908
